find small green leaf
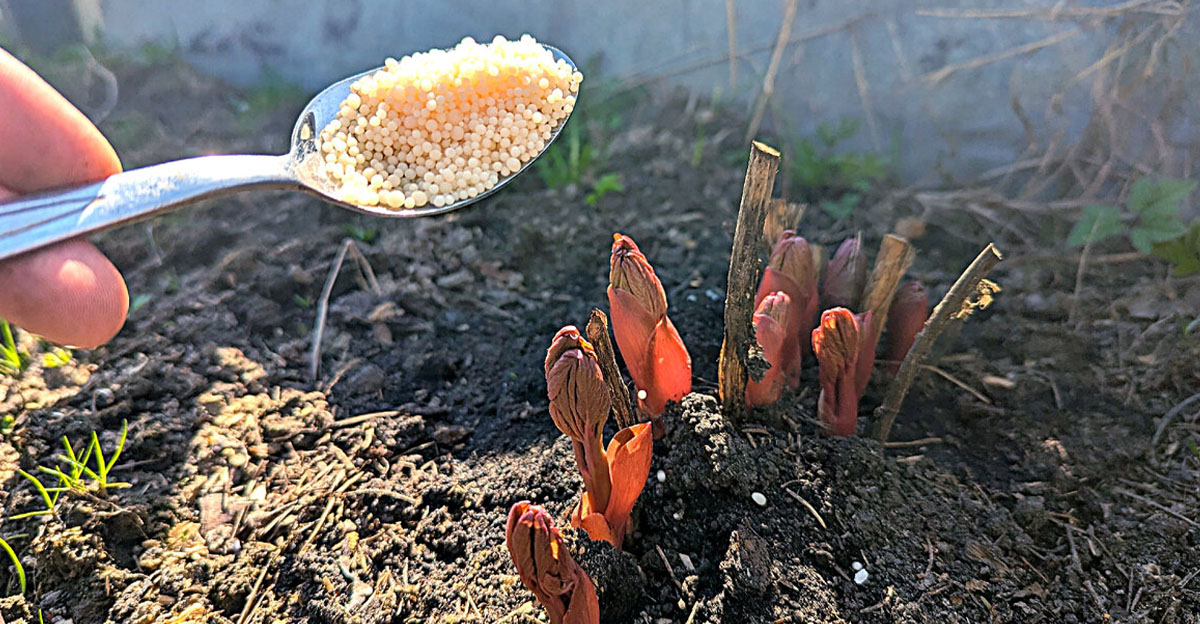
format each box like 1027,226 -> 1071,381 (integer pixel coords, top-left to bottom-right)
1067,204 -> 1124,246
129,294 -> 152,313
1130,213 -> 1189,253
1150,222 -> 1200,276
1126,178 -> 1197,216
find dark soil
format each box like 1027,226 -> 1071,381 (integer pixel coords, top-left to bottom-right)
2,58 -> 1199,624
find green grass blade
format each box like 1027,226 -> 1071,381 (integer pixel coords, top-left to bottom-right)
74,437 -> 97,481
1,319 -> 14,351
105,420 -> 129,473
53,455 -> 101,482
7,510 -> 53,521
61,435 -> 78,464
15,469 -> 53,511
90,431 -> 106,478
0,536 -> 26,594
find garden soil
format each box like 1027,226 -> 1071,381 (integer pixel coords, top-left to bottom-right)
1,58 -> 1198,624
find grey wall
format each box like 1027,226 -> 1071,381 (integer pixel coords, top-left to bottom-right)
94,1 -> 1200,185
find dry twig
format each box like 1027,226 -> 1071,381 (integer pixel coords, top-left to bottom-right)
586,308 -> 636,428
745,0 -> 799,143
862,234 -> 916,340
725,0 -> 738,88
873,244 -> 1003,441
309,238 -> 382,380
719,142 -> 780,418
921,29 -> 1081,84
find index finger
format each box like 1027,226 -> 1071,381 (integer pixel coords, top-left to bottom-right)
0,48 -> 128,348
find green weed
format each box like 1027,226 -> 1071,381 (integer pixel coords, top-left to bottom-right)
0,319 -> 28,377
52,420 -> 132,496
129,294 -> 153,313
532,70 -> 635,199
341,223 -> 379,244
41,346 -> 73,369
0,536 -> 24,595
1068,178 -> 1198,274
585,173 -> 624,206
14,420 -> 132,517
535,120 -> 595,190
786,118 -> 888,219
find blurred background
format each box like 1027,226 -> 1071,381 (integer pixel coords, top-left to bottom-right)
1,1 -> 1197,209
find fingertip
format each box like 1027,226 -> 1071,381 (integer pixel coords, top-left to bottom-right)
0,240 -> 128,348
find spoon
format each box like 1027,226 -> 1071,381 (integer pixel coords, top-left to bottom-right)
0,45 -> 577,262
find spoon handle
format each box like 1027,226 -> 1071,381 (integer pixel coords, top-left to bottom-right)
0,154 -> 298,262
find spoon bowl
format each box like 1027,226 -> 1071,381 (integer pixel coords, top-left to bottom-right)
0,44 -> 577,261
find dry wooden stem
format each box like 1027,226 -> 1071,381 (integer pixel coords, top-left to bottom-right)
872,243 -> 1003,442
744,0 -> 799,144
586,308 -> 636,429
310,238 -> 382,380
725,0 -> 738,88
719,141 -> 780,417
762,199 -> 805,252
861,234 -> 916,340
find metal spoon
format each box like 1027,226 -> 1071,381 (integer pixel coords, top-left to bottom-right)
0,45 -> 577,262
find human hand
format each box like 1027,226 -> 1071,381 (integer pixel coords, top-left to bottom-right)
0,48 -> 127,348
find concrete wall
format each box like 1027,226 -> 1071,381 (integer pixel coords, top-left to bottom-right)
72,1 -> 1200,184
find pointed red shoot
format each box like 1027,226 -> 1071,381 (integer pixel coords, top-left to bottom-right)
812,308 -> 861,436
885,282 -> 929,374
853,310 -> 876,398
746,291 -> 792,407
822,234 -> 867,310
754,230 -> 818,368
608,233 -> 692,418
571,422 -> 653,550
506,501 -> 600,624
545,326 -> 612,516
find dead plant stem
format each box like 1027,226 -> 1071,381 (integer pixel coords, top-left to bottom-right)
719,142 -> 780,418
873,244 -> 1003,442
309,238 -> 382,380
586,308 -> 636,429
745,0 -> 798,144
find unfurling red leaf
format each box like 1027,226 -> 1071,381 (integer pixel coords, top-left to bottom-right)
545,326 -> 610,443
609,234 -> 667,320
571,422 -> 653,550
853,310 -> 876,398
